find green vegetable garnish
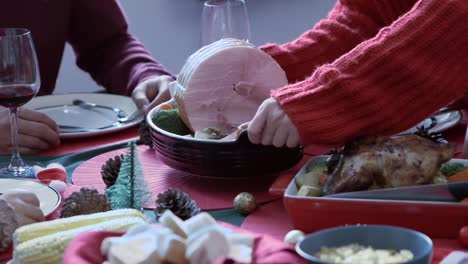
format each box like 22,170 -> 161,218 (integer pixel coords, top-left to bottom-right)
440,162 -> 465,177
152,109 -> 191,136
305,161 -> 328,174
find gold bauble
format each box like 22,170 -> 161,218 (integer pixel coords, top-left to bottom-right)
233,192 -> 257,215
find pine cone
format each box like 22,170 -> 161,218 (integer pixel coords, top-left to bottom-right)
60,188 -> 112,218
101,154 -> 124,188
138,120 -> 153,148
154,188 -> 201,220
0,199 -> 18,252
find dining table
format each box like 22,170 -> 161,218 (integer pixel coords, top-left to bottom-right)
1,110 -> 468,264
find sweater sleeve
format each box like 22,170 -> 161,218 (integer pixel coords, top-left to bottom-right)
272,0 -> 468,145
260,0 -> 392,83
67,0 -> 173,95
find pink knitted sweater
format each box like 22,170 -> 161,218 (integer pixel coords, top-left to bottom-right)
262,0 -> 468,145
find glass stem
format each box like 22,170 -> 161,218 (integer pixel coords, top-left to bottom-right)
9,107 -> 25,169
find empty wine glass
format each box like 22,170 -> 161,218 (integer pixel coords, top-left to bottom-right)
201,0 -> 251,46
0,28 -> 41,177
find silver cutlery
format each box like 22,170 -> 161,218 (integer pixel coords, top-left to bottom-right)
116,108 -> 143,123
58,124 -> 113,132
59,99 -> 144,133
72,99 -> 143,123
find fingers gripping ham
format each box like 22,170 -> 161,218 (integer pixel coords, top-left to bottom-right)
174,38 -> 288,135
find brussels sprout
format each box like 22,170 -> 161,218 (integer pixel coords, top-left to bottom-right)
440,162 -> 465,177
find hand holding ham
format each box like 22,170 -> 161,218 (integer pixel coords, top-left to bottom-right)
248,97 -> 301,148
131,75 -> 174,113
3,189 -> 45,227
0,107 -> 60,155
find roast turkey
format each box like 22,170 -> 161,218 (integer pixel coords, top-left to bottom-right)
322,134 -> 456,195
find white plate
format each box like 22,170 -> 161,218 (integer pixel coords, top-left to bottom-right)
24,93 -> 142,139
0,178 -> 61,216
399,110 -> 462,135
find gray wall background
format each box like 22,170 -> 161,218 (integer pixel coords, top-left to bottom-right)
54,0 -> 335,94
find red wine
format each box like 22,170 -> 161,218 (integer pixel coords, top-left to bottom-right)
0,85 -> 36,108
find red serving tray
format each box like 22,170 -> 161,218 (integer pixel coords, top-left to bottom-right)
270,156 -> 468,239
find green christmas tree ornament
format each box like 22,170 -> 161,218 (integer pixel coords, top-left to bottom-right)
106,142 -> 152,211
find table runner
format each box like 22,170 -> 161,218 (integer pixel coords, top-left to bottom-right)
72,145 -> 290,210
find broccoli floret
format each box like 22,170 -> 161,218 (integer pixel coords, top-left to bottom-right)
305,161 -> 328,174
152,109 -> 191,136
440,162 -> 465,177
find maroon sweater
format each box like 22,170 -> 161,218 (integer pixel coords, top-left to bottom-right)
262,0 -> 468,145
0,0 -> 172,96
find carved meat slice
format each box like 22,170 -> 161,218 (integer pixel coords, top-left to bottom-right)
174,38 -> 288,135
322,135 -> 456,195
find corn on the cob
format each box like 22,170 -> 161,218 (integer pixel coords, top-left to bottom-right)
13,208 -> 146,245
12,216 -> 147,264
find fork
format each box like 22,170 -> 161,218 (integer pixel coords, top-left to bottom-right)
72,99 -> 142,123
117,109 -> 143,123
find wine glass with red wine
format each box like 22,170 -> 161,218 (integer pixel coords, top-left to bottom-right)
0,28 -> 40,177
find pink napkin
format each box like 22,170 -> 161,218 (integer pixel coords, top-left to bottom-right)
63,230 -> 119,264
72,145 -> 280,210
217,223 -> 308,264
63,222 -> 308,264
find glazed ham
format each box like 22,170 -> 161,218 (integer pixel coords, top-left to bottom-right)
173,38 -> 288,135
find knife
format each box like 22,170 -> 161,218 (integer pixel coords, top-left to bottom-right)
58,124 -> 116,133
326,182 -> 468,202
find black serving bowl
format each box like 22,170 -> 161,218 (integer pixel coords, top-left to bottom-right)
146,103 -> 303,177
296,225 -> 433,264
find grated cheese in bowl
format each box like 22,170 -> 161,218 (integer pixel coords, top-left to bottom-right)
315,243 -> 414,264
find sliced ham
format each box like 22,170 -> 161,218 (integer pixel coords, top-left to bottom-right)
173,38 -> 288,135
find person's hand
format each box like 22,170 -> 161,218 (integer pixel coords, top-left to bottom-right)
131,75 -> 175,114
0,107 -> 60,154
247,97 -> 301,148
3,189 -> 46,226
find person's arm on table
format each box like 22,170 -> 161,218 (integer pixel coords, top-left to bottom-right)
67,0 -> 174,112
250,0 -> 468,147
